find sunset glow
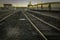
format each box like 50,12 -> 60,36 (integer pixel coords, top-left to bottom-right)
0,0 -> 60,7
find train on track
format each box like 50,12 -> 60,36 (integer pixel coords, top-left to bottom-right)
28,2 -> 60,11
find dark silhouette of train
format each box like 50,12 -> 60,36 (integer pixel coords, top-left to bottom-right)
28,2 -> 60,11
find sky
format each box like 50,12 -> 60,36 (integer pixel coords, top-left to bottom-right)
0,0 -> 60,7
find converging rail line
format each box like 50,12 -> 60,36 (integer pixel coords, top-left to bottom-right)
26,12 -> 60,31
27,10 -> 60,29
22,10 -> 48,40
27,10 -> 60,20
22,10 -> 60,40
0,9 -> 60,40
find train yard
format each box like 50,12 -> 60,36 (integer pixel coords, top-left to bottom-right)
0,9 -> 60,40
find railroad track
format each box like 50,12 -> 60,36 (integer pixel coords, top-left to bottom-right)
22,10 -> 60,40
27,10 -> 60,29
0,10 -> 20,24
0,10 -> 46,40
0,10 -> 14,20
0,9 -> 60,40
22,11 -> 48,40
28,10 -> 60,19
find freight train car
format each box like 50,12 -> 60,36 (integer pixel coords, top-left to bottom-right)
28,2 -> 60,11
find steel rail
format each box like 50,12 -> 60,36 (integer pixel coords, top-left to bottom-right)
0,10 -> 19,23
28,10 -> 60,20
26,12 -> 60,31
22,11 -> 48,40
